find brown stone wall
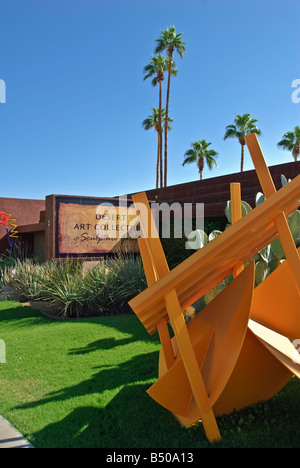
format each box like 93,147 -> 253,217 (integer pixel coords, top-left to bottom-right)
0,198 -> 45,254
1,161 -> 299,258
141,162 -> 300,217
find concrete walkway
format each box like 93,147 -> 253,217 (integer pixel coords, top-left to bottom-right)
0,415 -> 34,448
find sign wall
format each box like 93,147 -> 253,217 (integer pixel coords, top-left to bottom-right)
45,195 -> 139,259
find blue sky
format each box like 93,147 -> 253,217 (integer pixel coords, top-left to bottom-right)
1,0 -> 299,200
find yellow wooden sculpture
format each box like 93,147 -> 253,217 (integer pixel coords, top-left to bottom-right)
128,134 -> 300,443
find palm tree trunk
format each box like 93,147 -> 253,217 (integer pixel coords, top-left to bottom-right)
160,142 -> 163,188
240,143 -> 245,172
164,50 -> 173,188
198,156 -> 204,181
292,141 -> 300,162
156,131 -> 160,188
159,80 -> 163,188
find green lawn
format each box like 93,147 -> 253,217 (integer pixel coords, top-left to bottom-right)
0,300 -> 299,448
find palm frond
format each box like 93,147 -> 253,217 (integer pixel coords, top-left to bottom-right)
277,126 -> 300,160
225,114 -> 262,139
182,154 -> 197,166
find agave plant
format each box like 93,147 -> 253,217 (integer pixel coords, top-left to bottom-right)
0,254 -> 147,318
84,254 -> 146,315
2,259 -> 47,301
41,260 -> 87,317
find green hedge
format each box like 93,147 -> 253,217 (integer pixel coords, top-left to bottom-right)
161,216 -> 227,269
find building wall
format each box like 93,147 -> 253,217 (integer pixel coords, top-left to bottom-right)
34,231 -> 45,261
1,161 -> 299,259
0,197 -> 45,255
141,161 -> 300,217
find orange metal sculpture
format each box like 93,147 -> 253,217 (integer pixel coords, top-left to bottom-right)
129,134 -> 300,443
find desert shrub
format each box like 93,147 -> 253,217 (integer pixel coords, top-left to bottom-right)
0,264 -> 11,287
0,259 -> 45,299
0,254 -> 16,269
0,255 -> 146,318
84,254 -> 146,315
39,260 -> 87,317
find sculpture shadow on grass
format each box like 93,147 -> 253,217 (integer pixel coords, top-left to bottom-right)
26,379 -> 300,448
28,384 -> 190,449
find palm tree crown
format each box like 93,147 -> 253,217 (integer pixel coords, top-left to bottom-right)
143,54 -> 176,87
183,140 -> 218,181
154,26 -> 185,187
277,126 -> 300,162
142,108 -> 172,132
224,113 -> 262,172
155,26 -> 186,59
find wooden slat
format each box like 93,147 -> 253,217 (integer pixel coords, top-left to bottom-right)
245,133 -> 300,294
132,194 -> 175,367
230,183 -> 244,278
129,174 -> 300,333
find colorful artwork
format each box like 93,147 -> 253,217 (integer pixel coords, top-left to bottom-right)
0,211 -> 18,255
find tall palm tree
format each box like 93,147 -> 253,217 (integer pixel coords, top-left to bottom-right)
155,26 -> 185,187
277,126 -> 300,162
142,108 -> 173,188
224,113 -> 262,172
143,55 -> 177,187
183,140 -> 218,181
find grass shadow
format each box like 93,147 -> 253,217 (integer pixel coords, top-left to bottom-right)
69,337 -> 135,353
28,383 -> 209,448
0,301 -> 51,327
17,350 -> 160,407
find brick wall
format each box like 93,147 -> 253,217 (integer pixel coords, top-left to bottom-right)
0,198 -> 45,254
139,161 -> 300,217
